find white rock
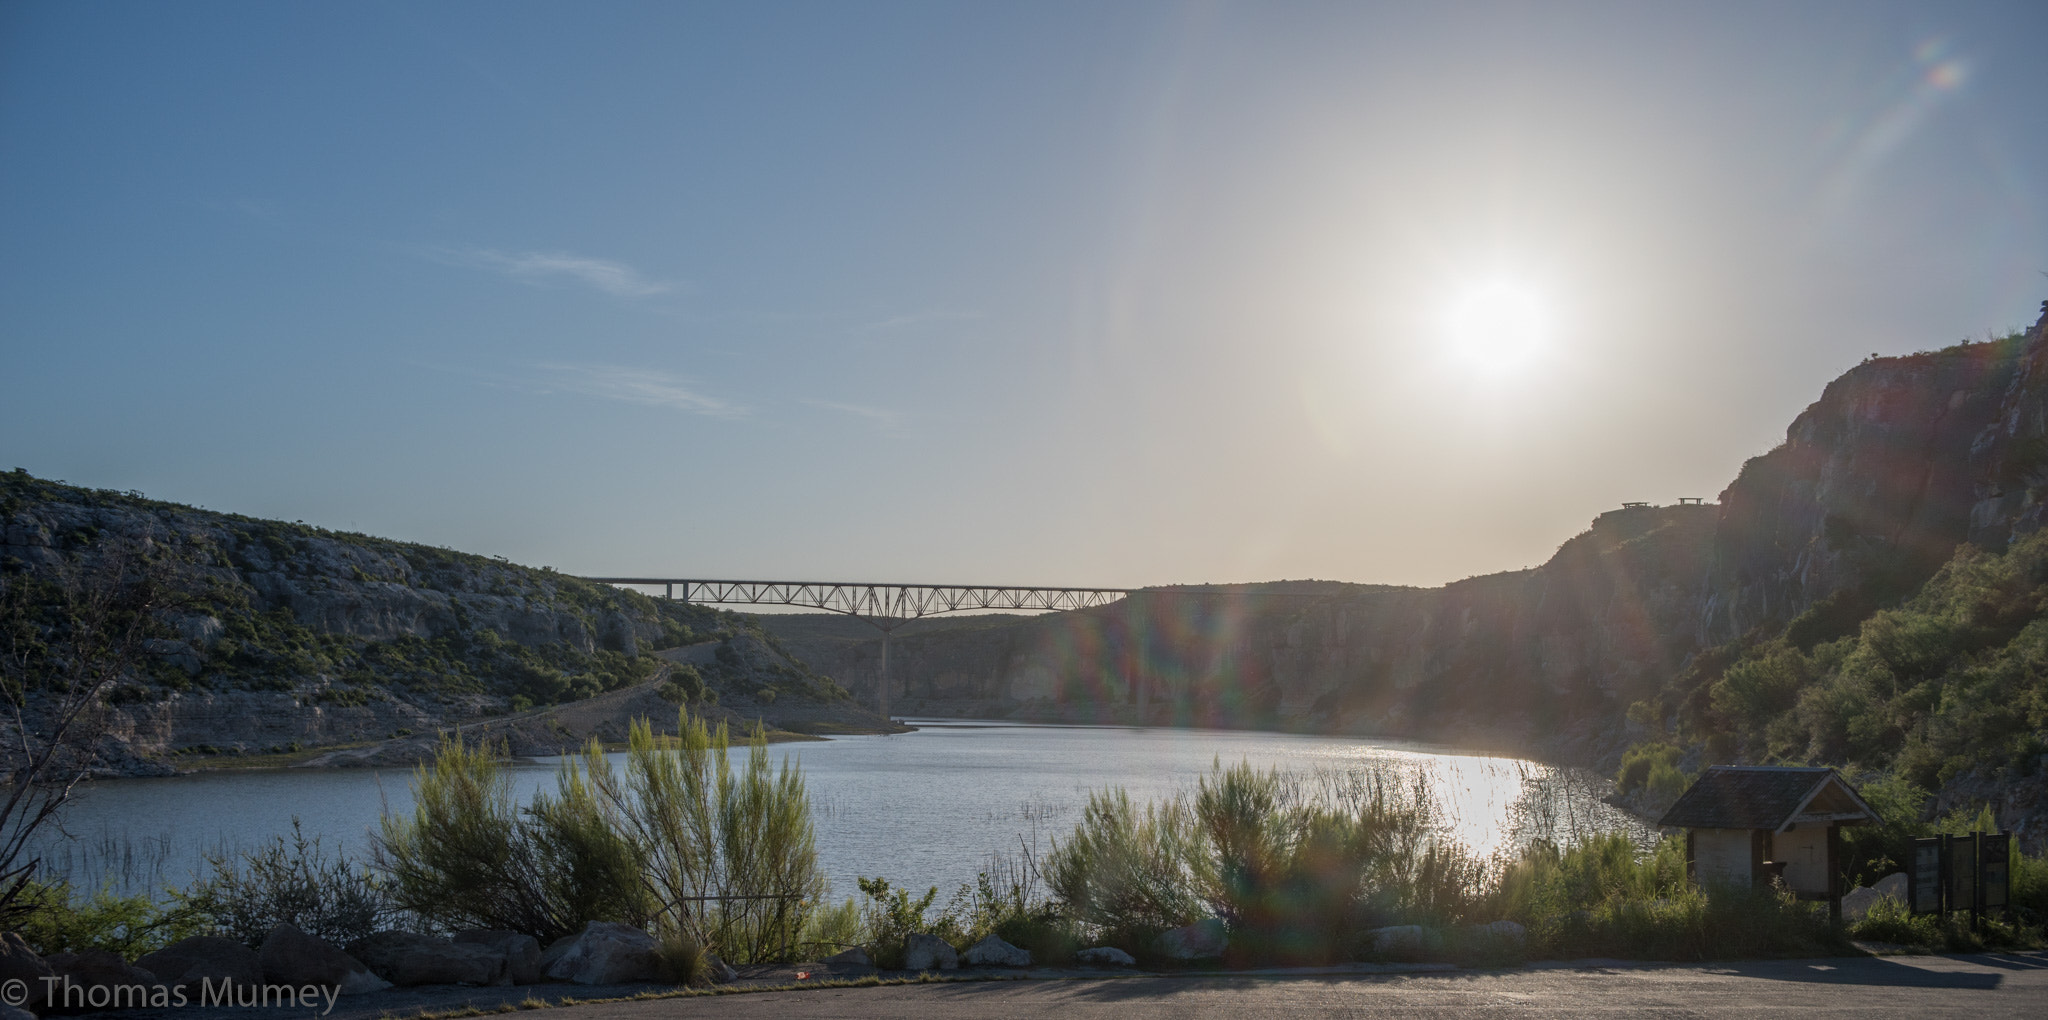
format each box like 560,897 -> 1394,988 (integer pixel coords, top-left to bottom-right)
960,934 -> 1030,967
1368,924 -> 1441,960
901,933 -> 958,971
1872,872 -> 1908,900
1153,919 -> 1227,960
1075,946 -> 1136,967
540,922 -> 663,985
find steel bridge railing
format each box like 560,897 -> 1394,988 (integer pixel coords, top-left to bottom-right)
579,578 -> 1133,620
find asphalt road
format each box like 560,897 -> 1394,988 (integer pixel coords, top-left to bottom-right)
97,952 -> 2048,1019
543,953 -> 2048,1020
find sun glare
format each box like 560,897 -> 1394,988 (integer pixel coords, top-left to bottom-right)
1443,280 -> 1552,372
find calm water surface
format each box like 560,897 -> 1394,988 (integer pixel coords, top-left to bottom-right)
43,721 -> 1647,901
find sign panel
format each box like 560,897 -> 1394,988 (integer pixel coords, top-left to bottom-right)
1910,837 -> 1943,915
1981,833 -> 2010,912
1947,833 -> 1977,913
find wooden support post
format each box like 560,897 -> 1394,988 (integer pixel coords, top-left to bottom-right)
1827,824 -> 1842,923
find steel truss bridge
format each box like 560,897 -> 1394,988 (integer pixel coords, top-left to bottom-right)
582,578 -> 1133,620
581,577 -> 1321,721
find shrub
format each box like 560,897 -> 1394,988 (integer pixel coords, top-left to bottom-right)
651,922 -> 712,985
657,664 -> 707,704
17,881 -> 206,957
1046,759 -> 1488,965
175,819 -> 391,947
1044,788 -> 1207,952
855,877 -> 940,969
582,711 -> 825,964
1615,742 -> 1683,796
376,738 -> 644,942
799,895 -> 864,957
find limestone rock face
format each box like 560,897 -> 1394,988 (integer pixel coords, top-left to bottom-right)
960,934 -> 1030,967
1075,946 -> 1136,967
135,936 -> 262,990
347,931 -> 507,987
539,922 -> 663,985
900,933 -> 958,971
452,930 -> 544,985
1153,919 -> 1226,961
257,923 -> 389,995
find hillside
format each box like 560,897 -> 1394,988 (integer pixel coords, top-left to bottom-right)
0,474 -> 888,776
761,301 -> 2048,844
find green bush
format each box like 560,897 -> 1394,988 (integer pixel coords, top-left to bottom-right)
1615,742 -> 1683,796
1046,759 -> 1488,965
799,894 -> 864,957
1044,788 -> 1207,953
176,819 -> 392,947
17,881 -> 205,957
376,737 -> 647,942
579,711 -> 825,964
855,877 -> 941,969
1533,883 -> 1842,960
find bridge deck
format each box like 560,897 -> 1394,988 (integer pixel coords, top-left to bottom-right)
580,577 -> 1132,620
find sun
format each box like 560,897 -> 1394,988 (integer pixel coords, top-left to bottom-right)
1443,280 -> 1552,371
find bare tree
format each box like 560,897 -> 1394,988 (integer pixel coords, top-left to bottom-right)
0,535 -> 186,926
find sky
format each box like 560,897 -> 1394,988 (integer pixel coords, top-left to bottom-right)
2,1 -> 2045,590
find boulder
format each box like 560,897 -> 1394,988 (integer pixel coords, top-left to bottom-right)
901,933 -> 958,971
0,933 -> 53,1010
1873,872 -> 1908,899
1,1004 -> 35,1020
347,931 -> 507,987
539,922 -> 664,985
136,936 -> 263,990
1841,886 -> 1886,921
1075,946 -> 1136,968
819,947 -> 873,972
1367,924 -> 1442,961
41,950 -> 159,1014
257,923 -> 390,995
1153,918 -> 1227,961
960,934 -> 1031,967
452,930 -> 544,985
1841,874 -> 1912,921
704,954 -> 738,984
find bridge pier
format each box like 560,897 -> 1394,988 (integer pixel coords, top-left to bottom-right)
878,626 -> 891,722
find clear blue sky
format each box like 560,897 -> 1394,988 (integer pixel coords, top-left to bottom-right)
3,1 -> 2044,588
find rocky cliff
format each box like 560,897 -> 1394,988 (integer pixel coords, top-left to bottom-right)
0,475 -> 877,774
767,303 -> 2048,783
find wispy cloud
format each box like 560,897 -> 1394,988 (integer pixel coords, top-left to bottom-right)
431,246 -> 673,297
536,363 -> 743,417
803,399 -> 905,427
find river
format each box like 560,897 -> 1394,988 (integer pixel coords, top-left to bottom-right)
38,721 -> 1650,903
